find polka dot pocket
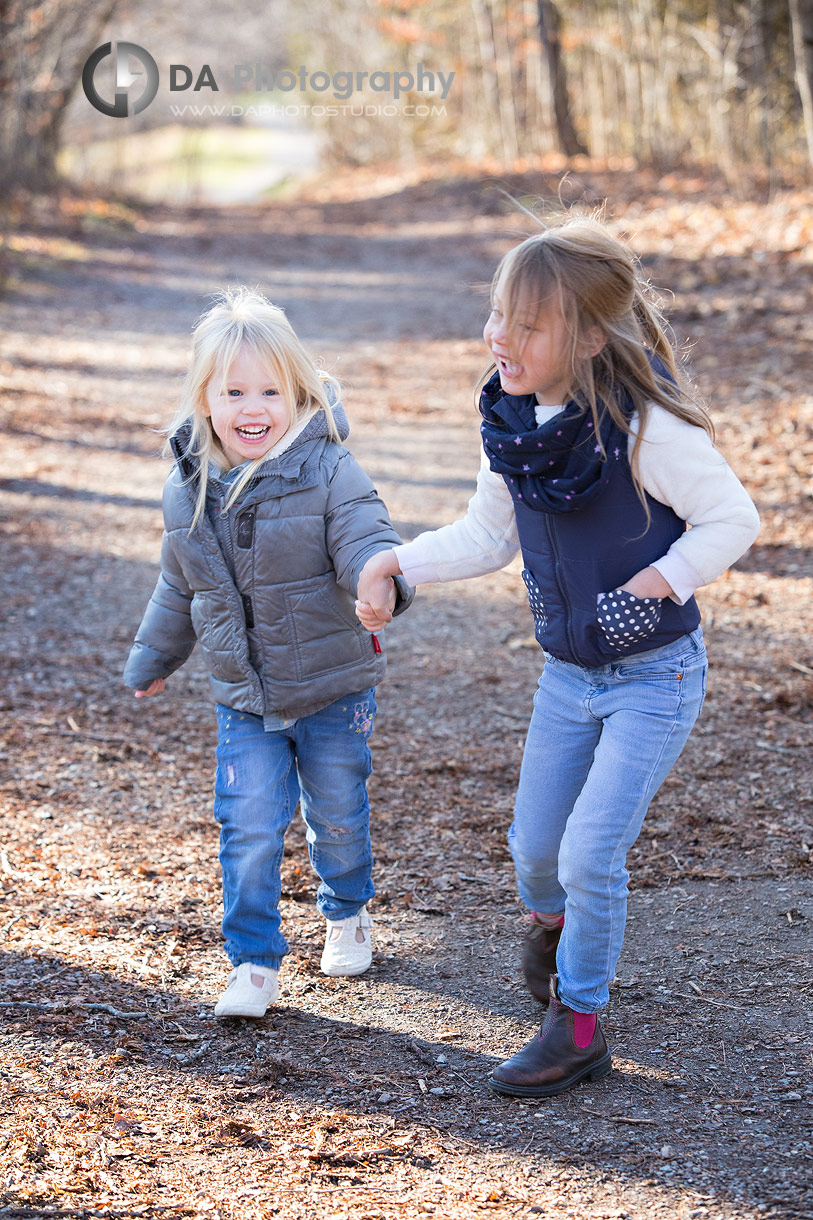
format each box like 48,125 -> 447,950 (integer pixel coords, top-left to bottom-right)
596,587 -> 662,651
522,569 -> 548,643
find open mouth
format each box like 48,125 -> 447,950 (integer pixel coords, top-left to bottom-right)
235,425 -> 272,440
496,356 -> 523,380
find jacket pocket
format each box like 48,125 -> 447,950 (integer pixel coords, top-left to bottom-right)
190,591 -> 242,682
522,569 -> 548,643
284,573 -> 369,682
596,587 -> 662,651
189,592 -> 213,649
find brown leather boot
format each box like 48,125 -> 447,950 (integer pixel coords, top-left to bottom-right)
522,913 -> 563,1005
489,975 -> 611,1097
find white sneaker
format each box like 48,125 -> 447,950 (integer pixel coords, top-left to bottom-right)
214,962 -> 279,1017
320,906 -> 374,977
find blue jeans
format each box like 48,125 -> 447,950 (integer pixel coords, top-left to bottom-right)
212,690 -> 377,970
508,630 -> 707,1014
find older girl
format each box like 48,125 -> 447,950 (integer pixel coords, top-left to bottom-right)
357,218 -> 759,1096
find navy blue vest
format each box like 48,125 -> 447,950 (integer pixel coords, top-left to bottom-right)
480,378 -> 700,668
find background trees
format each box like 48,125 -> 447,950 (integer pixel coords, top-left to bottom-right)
789,0 -> 813,160
283,0 -> 813,171
0,0 -> 118,191
2,0 -> 812,197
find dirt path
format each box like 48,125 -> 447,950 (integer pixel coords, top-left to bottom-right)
0,168 -> 811,1220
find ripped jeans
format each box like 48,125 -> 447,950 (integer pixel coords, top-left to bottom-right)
213,689 -> 376,969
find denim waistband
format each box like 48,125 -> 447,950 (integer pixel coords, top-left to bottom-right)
546,627 -> 706,679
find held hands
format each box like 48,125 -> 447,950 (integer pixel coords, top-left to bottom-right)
619,566 -> 675,600
355,585 -> 395,632
134,678 -> 166,698
355,550 -> 402,632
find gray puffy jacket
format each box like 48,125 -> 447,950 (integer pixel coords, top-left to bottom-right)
123,403 -> 412,719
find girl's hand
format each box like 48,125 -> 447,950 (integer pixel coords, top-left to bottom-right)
357,550 -> 402,628
134,678 -> 166,698
619,567 -> 674,599
355,586 -> 395,632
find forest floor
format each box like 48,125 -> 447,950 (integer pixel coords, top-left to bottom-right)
0,161 -> 811,1220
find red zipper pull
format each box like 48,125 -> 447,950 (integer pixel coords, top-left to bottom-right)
372,633 -> 382,654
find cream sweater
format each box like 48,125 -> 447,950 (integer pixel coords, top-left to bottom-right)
394,404 -> 760,604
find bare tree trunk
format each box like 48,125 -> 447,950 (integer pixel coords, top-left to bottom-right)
750,0 -> 772,168
470,0 -> 503,157
788,0 -> 813,162
523,0 -> 547,155
536,0 -> 588,156
489,0 -> 520,161
0,0 -> 118,193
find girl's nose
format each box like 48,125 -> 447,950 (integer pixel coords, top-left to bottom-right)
489,316 -> 507,344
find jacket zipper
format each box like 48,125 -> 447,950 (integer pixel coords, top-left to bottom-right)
220,495 -> 255,626
545,514 -> 589,667
235,506 -> 256,628
183,478 -> 263,706
219,495 -> 236,571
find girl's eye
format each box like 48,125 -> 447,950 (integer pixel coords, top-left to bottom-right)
490,307 -> 502,318
225,387 -> 278,396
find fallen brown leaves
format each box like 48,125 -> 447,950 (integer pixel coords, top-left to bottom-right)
0,162 -> 811,1220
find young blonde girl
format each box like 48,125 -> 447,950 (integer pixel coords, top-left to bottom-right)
125,289 -> 411,1017
357,217 -> 759,1096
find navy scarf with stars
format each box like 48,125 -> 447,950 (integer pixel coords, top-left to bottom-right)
479,370 -> 631,514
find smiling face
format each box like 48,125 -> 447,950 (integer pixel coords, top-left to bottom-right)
483,277 -> 576,407
204,343 -> 295,467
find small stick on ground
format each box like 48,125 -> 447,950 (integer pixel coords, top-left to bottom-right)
581,1108 -> 657,1126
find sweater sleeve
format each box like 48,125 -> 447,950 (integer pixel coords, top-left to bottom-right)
632,407 -> 761,604
394,450 -> 520,585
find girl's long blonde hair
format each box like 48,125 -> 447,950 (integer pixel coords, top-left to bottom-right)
167,288 -> 341,527
487,216 -> 713,513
